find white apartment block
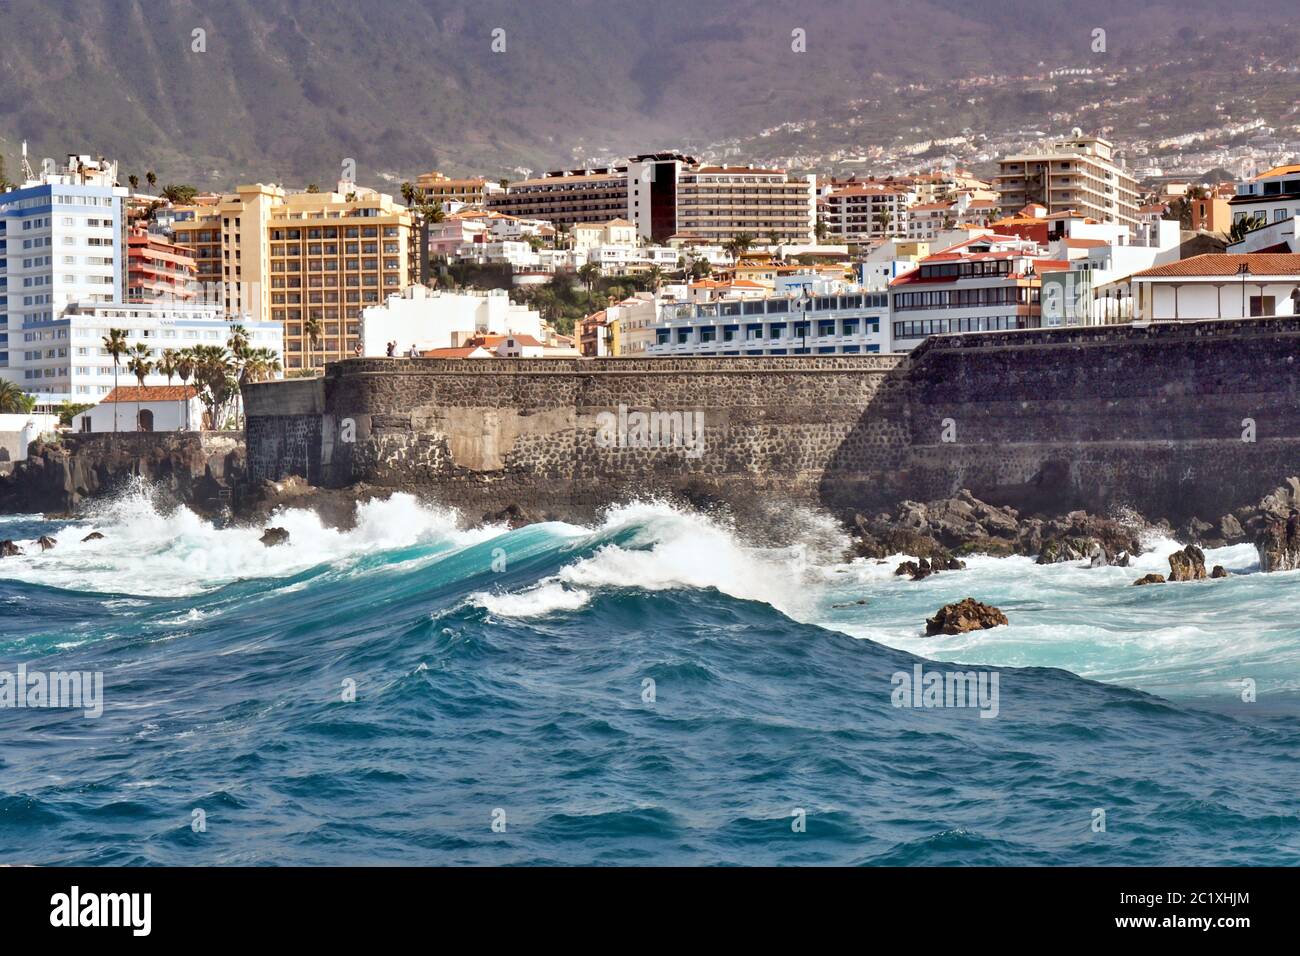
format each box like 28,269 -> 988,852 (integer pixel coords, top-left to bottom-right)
822,185 -> 913,243
10,301 -> 283,407
1,155 -> 127,384
995,135 -> 1140,236
651,288 -> 890,356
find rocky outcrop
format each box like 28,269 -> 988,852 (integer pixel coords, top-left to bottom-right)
0,540 -> 22,557
925,598 -> 1008,636
1167,544 -> 1207,581
894,554 -> 966,580
81,532 -> 105,542
0,433 -> 244,519
1211,565 -> 1229,578
35,535 -> 56,551
259,527 -> 290,547
1132,573 -> 1165,586
849,489 -> 1145,564
1255,511 -> 1300,572
482,503 -> 539,529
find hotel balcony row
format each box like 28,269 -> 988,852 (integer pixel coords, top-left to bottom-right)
649,320 -> 885,356
660,292 -> 888,321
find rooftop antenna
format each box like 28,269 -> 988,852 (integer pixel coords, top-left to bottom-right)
20,141 -> 36,181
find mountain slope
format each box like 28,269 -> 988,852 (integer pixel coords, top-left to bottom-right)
0,0 -> 1292,189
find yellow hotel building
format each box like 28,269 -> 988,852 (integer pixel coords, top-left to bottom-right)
172,184 -> 412,371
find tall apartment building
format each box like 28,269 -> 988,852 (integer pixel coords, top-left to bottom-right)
172,184 -> 412,371
414,171 -> 503,208
822,184 -> 913,243
487,167 -> 630,227
127,227 -> 198,303
995,136 -> 1140,236
626,153 -> 816,245
0,154 -> 127,391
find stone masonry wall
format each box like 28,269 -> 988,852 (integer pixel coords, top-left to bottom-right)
242,319 -> 1300,525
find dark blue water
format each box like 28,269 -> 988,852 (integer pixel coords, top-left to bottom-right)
1,498 -> 1298,865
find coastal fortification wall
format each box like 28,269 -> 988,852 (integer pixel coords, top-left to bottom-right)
243,356 -> 911,521
900,318 -> 1300,522
242,318 -> 1300,524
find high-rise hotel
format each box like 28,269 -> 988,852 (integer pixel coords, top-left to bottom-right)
0,155 -> 125,400
171,183 -> 412,371
486,153 -> 816,245
995,135 -> 1140,237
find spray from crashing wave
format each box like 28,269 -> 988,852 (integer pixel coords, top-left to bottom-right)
2,481 -> 1296,700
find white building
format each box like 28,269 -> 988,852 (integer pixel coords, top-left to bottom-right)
3,301 -> 283,408
651,288 -> 890,356
1,153 -> 128,387
1128,253 -> 1300,321
71,385 -> 204,433
0,412 -> 58,463
359,285 -> 544,355
1227,164 -> 1300,253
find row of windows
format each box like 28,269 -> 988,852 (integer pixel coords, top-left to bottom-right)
893,287 -> 1038,311
893,315 -> 1038,338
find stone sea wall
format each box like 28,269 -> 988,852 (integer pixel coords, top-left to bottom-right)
241,318 -> 1300,525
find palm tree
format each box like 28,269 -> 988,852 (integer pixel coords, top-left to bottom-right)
1228,213 -> 1267,244
226,323 -> 252,381
176,348 -> 196,430
145,171 -> 157,191
128,174 -> 139,191
875,209 -> 894,237
303,315 -> 323,374
158,348 -> 180,430
188,344 -> 236,429
0,380 -> 36,414
125,343 -> 154,431
646,264 -> 665,292
578,263 -> 601,294
102,328 -> 128,433
240,347 -> 283,386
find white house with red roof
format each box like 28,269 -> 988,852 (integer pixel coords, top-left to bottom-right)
1127,254 -> 1300,321
70,385 -> 203,433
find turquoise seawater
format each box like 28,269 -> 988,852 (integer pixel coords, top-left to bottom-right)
1,491 -> 1298,865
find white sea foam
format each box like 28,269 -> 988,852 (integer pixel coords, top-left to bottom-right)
0,487 -> 502,597
467,499 -> 840,620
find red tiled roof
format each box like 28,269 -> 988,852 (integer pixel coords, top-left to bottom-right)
421,347 -> 492,358
1133,253 -> 1300,278
101,385 -> 198,403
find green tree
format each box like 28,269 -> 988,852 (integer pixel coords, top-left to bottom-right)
1228,213 -> 1267,244
102,328 -> 129,433
188,344 -> 236,429
578,263 -> 601,293
128,173 -> 140,191
145,171 -> 157,191
125,342 -> 154,431
0,381 -> 36,414
176,348 -> 196,430
57,401 -> 95,428
303,315 -> 323,374
158,348 -> 180,428
161,184 -> 199,204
